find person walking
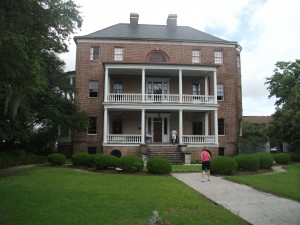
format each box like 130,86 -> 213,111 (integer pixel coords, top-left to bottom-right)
171,129 -> 177,144
200,147 -> 211,182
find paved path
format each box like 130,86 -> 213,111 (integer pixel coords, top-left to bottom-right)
172,172 -> 300,225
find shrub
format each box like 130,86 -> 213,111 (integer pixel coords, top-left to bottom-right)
273,153 -> 290,164
210,157 -> 238,175
255,152 -> 274,169
48,153 -> 66,165
71,152 -> 90,166
290,153 -> 300,162
0,154 -> 48,169
147,157 -> 172,174
233,154 -> 260,171
117,156 -> 144,173
88,154 -> 100,167
94,154 -> 118,170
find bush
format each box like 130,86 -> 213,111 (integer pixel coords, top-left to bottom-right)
233,154 -> 260,171
94,154 -> 118,170
88,154 -> 99,167
290,153 -> 300,162
273,153 -> 290,164
210,157 -> 238,175
71,152 -> 90,166
147,157 -> 172,174
255,152 -> 274,169
48,153 -> 66,165
0,153 -> 48,169
117,156 -> 144,173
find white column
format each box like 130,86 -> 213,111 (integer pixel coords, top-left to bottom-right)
179,69 -> 182,103
142,69 -> 145,102
103,108 -> 108,143
141,109 -> 145,144
205,112 -> 209,136
179,109 -> 183,144
205,76 -> 208,96
214,70 -> 217,103
214,110 -> 218,144
104,68 -> 109,102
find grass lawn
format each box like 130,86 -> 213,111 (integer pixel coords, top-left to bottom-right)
225,163 -> 300,202
0,167 -> 247,225
172,164 -> 201,172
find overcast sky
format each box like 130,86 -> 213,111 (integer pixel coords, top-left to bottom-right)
60,0 -> 300,116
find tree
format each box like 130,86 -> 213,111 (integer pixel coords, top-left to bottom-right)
0,0 -> 88,151
265,60 -> 300,150
239,121 -> 269,153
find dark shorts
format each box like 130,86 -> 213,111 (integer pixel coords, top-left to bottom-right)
202,161 -> 210,171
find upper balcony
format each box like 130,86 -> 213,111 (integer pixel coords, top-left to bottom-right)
103,63 -> 218,107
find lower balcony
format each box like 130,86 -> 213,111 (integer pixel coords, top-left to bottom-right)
106,134 -> 215,145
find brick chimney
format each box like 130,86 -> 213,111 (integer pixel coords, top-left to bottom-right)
130,13 -> 139,25
167,14 -> 177,29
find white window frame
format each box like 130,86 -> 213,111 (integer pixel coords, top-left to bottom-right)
114,48 -> 123,61
90,47 -> 99,60
214,51 -> 223,64
192,50 -> 200,63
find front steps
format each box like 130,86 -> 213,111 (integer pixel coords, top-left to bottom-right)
145,145 -> 184,164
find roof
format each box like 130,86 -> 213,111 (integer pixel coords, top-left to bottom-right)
243,116 -> 272,125
74,23 -> 236,45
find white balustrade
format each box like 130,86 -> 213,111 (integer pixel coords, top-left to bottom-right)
107,93 -> 215,104
182,135 -> 215,144
107,134 -> 141,143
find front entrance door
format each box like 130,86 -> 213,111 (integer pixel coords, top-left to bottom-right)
153,120 -> 162,142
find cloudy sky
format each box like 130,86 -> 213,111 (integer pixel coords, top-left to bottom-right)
60,0 -> 300,116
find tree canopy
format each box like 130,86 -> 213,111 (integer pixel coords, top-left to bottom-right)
265,59 -> 300,149
0,0 -> 88,152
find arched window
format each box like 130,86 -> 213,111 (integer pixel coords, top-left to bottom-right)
147,51 -> 168,63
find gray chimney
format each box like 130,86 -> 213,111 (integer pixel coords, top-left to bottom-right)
130,13 -> 139,25
167,14 -> 177,29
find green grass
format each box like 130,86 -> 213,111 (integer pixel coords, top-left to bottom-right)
225,164 -> 300,202
172,164 -> 202,172
0,167 -> 247,225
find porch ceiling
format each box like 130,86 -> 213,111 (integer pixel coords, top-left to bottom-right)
105,63 -> 215,77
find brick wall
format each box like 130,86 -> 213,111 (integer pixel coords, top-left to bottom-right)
74,40 -> 242,156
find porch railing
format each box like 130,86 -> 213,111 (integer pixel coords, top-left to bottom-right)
182,135 -> 215,144
107,93 -> 215,104
106,134 -> 215,144
107,134 -> 142,143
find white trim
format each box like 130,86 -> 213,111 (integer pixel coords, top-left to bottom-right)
77,39 -> 236,48
104,63 -> 217,72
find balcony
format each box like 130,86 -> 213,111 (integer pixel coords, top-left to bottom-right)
106,134 -> 215,144
107,93 -> 215,104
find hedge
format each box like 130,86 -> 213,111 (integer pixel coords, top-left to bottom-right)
233,154 -> 260,171
273,153 -> 290,164
117,156 -> 144,173
71,152 -> 90,166
48,153 -> 66,165
255,152 -> 274,169
210,157 -> 238,175
147,157 -> 172,174
94,154 -> 118,170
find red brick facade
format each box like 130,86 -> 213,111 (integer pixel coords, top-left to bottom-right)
73,15 -> 242,160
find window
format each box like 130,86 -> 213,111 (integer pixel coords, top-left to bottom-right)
218,147 -> 225,156
114,82 -> 122,93
236,55 -> 240,68
217,84 -> 224,101
113,121 -> 122,134
88,147 -> 97,154
218,118 -> 225,135
148,51 -> 167,63
114,48 -> 123,61
89,80 -> 98,97
193,122 -> 202,135
192,83 -> 201,95
90,47 -> 99,60
88,117 -> 97,134
214,51 -> 223,64
192,50 -> 200,63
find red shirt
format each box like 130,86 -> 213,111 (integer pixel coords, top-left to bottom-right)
201,150 -> 210,162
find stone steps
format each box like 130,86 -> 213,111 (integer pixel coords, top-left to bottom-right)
147,146 -> 184,164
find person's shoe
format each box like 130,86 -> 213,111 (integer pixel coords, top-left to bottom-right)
207,179 -> 211,181
202,179 -> 205,182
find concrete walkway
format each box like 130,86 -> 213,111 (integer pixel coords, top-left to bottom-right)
172,172 -> 300,225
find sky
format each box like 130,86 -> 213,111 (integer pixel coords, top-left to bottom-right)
60,0 -> 300,116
